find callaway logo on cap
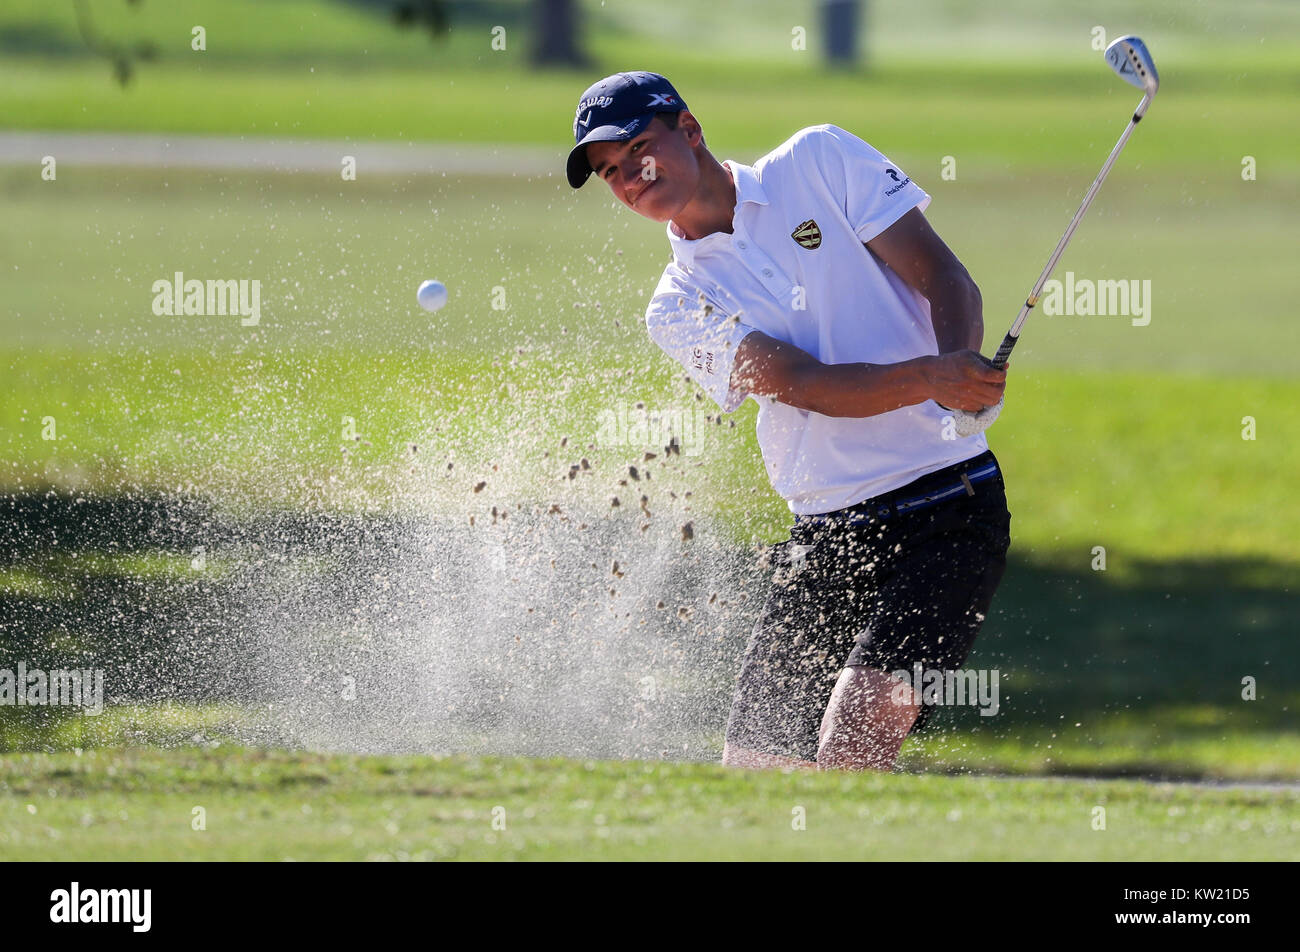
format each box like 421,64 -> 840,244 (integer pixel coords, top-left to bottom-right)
566,71 -> 688,189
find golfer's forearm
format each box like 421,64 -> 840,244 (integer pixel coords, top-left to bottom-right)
927,269 -> 984,353
790,357 -> 933,418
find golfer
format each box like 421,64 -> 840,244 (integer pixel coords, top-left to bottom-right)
566,72 -> 1011,770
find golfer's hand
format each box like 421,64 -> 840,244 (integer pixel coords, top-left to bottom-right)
924,351 -> 1007,412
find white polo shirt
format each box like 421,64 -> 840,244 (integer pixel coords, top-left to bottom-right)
644,123 -> 988,516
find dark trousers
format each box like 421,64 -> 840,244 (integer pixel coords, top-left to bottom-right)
725,451 -> 1012,761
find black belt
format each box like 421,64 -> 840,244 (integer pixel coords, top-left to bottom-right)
796,453 -> 1001,526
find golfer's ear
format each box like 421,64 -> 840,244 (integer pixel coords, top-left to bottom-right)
679,111 -> 704,146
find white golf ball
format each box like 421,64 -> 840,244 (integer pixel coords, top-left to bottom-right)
417,279 -> 448,312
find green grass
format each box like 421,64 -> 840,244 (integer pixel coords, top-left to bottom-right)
2,0 -> 1299,174
1,746 -> 1295,860
2,0 -> 1297,820
2,156 -> 1296,782
4,162 -> 1295,371
0,702 -> 251,753
4,347 -> 1297,559
3,49 -> 1297,173
9,0 -> 1300,66
4,357 -> 1297,781
905,715 -> 1300,782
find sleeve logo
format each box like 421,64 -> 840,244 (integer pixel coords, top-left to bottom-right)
691,347 -> 716,375
884,168 -> 912,196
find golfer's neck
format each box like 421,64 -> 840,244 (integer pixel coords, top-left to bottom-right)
669,158 -> 736,241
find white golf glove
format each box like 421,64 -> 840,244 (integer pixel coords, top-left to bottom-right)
950,395 -> 1004,438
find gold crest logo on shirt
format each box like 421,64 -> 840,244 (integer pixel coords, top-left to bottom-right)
791,219 -> 822,250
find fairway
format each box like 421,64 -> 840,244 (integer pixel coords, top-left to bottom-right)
2,747 -> 1297,861
3,163 -> 1296,374
2,0 -> 1297,866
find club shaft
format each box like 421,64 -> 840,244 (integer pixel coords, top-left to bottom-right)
991,94 -> 1150,369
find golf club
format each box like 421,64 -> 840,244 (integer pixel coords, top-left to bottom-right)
988,34 -> 1159,369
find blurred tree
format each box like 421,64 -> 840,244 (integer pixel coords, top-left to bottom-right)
532,0 -> 590,67
71,0 -> 157,86
822,0 -> 863,66
390,0 -> 451,41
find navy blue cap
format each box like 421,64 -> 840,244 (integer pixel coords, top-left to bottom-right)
566,71 -> 687,188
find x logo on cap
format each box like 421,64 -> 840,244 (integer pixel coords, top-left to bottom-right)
647,93 -> 677,107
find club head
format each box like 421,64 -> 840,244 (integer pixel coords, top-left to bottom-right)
1105,35 -> 1159,97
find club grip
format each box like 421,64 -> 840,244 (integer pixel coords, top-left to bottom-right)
990,332 -> 1018,370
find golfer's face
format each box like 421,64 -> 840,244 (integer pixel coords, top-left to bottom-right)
587,116 -> 698,222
